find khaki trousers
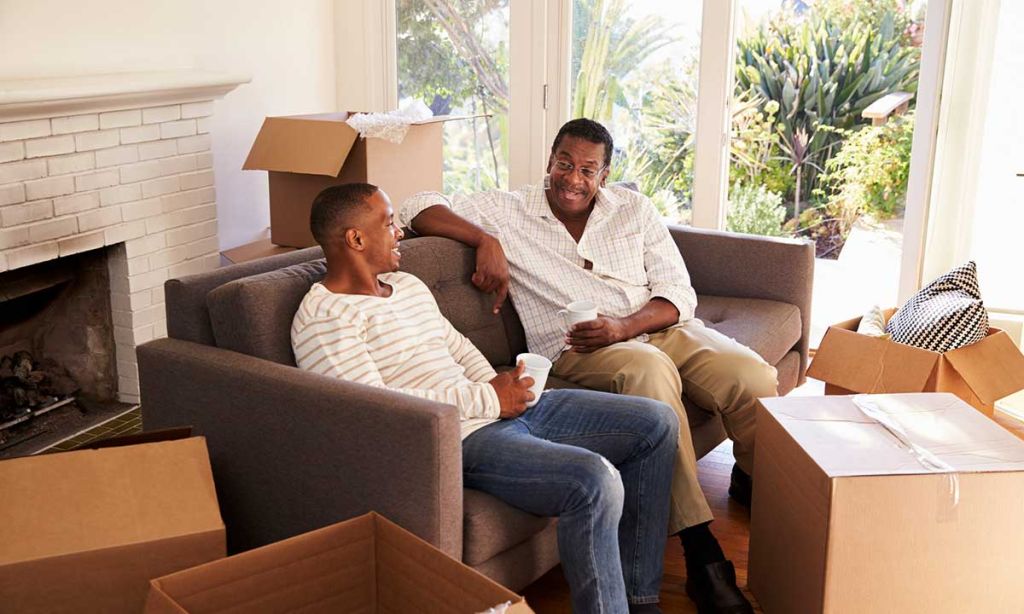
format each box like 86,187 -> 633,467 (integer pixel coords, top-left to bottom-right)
552,319 -> 778,533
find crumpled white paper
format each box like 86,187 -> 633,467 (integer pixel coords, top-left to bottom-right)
345,100 -> 433,144
475,601 -> 513,614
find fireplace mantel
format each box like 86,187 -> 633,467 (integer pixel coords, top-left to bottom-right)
0,70 -> 250,122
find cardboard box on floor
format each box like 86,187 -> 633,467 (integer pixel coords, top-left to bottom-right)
807,309 -> 1024,414
749,393 -> 1024,614
0,436 -> 225,613
144,512 -> 533,614
243,112 -> 477,249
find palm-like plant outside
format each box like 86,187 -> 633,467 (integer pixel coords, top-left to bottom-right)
736,8 -> 920,212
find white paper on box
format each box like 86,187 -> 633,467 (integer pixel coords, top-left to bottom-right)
766,393 -> 1024,477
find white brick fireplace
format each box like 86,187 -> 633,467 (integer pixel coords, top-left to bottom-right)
0,71 -> 247,403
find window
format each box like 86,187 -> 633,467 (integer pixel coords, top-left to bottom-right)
396,0 -> 510,193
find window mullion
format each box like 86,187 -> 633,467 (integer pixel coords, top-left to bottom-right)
691,0 -> 737,229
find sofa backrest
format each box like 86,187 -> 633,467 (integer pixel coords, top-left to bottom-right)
171,237 -> 524,368
165,246 -> 324,346
206,258 -> 328,364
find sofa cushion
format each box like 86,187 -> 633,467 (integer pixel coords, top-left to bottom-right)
207,259 -> 327,365
696,295 -> 801,366
462,488 -> 556,566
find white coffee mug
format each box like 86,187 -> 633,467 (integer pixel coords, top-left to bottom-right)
558,300 -> 598,329
515,352 -> 552,408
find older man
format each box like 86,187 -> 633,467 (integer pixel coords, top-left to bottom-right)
292,183 -> 679,613
400,118 -> 774,614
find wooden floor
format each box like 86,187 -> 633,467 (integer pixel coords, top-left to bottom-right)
521,438 -> 762,613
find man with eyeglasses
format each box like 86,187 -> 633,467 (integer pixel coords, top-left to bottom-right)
400,118 -> 775,614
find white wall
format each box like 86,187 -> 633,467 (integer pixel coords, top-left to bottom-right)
0,0 -> 337,250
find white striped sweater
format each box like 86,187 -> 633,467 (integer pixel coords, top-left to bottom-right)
291,272 -> 501,439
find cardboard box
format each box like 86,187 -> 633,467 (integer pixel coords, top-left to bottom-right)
0,436 -> 225,613
808,309 -> 1024,414
244,112 -> 473,248
749,393 -> 1024,613
145,512 -> 533,613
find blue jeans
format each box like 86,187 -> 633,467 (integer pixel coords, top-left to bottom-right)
462,389 -> 678,613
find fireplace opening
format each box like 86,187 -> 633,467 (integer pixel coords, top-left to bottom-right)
0,247 -> 134,457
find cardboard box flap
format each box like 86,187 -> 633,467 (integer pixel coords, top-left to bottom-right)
808,325 -> 940,393
148,515 -> 376,613
0,437 -> 222,565
145,512 -> 531,613
243,116 -> 357,176
285,112 -> 485,126
760,394 -> 1024,477
407,113 -> 489,125
944,330 -> 1024,405
374,514 -> 524,612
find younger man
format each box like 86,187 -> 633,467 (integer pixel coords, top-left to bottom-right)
292,183 -> 679,613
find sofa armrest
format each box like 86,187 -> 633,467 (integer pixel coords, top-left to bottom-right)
138,337 -> 464,558
668,225 -> 815,382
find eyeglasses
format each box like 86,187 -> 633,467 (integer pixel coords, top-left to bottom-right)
551,159 -> 606,180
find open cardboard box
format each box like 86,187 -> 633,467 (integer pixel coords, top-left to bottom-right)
808,309 -> 1024,414
749,393 -> 1024,613
244,112 -> 478,249
145,512 -> 534,613
0,436 -> 225,613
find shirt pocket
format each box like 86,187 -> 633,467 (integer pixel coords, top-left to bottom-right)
594,233 -> 647,286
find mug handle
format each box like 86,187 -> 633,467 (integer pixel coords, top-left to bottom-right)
557,309 -> 569,329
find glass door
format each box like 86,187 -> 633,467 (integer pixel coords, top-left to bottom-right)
727,0 -> 930,346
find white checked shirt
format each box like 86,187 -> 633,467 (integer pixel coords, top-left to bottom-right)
400,182 -> 698,362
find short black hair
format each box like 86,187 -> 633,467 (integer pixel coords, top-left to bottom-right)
550,118 -> 614,167
309,183 -> 379,247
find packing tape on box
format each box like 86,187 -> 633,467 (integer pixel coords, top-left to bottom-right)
852,394 -> 960,521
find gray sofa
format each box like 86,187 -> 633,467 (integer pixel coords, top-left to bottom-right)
138,226 -> 813,591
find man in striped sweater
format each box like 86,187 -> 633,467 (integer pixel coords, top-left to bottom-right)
292,183 -> 679,614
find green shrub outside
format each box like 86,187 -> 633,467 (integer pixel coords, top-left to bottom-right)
726,184 -> 788,237
818,111 -> 915,220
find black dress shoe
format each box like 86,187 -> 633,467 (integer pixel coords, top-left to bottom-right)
685,560 -> 754,614
728,464 -> 752,508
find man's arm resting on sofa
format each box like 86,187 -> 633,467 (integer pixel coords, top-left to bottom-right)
138,338 -> 464,558
409,204 -> 510,314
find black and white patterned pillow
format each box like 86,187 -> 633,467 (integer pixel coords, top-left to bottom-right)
885,261 -> 988,352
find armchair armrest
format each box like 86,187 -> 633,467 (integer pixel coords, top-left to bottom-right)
668,225 -> 815,381
138,338 -> 464,558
